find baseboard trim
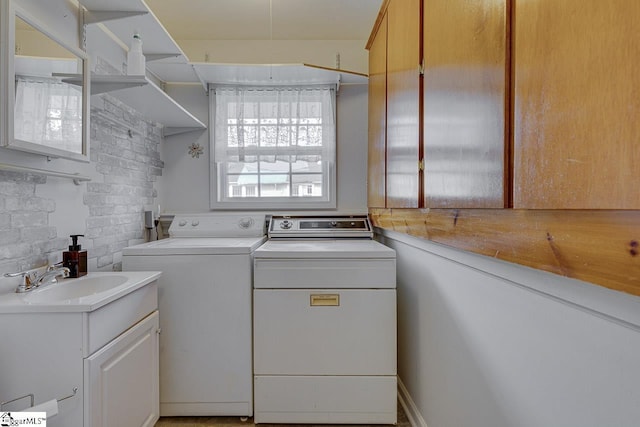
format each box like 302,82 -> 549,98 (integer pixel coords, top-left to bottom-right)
397,378 -> 428,427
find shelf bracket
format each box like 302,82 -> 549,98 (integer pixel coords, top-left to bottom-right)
84,10 -> 148,25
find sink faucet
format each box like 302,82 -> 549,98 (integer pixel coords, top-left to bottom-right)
4,264 -> 70,293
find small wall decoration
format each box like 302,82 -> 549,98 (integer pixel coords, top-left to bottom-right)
188,143 -> 204,158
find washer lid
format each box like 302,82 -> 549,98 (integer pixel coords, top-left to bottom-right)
122,236 -> 267,255
253,239 -> 396,259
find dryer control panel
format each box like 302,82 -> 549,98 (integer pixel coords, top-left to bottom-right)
268,215 -> 372,238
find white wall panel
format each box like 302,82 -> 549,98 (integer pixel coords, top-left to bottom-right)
382,231 -> 640,427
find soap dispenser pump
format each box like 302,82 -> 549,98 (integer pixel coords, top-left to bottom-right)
63,234 -> 87,278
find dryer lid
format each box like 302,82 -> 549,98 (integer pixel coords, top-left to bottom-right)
254,239 -> 395,259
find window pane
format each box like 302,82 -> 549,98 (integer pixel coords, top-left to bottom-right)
292,159 -> 322,173
227,174 -> 259,198
260,175 -> 290,197
259,158 -> 290,173
292,174 -> 323,197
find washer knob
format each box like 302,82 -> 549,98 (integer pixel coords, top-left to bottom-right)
191,220 -> 200,227
239,217 -> 254,229
280,220 -> 292,229
178,220 -> 187,227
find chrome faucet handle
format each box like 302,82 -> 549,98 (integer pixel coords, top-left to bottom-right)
4,270 -> 30,278
33,266 -> 70,288
4,269 -> 36,293
47,261 -> 65,271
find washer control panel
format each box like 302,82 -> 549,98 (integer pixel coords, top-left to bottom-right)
169,214 -> 266,237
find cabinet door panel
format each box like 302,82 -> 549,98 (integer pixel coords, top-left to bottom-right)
368,12 -> 387,208
85,311 -> 159,427
513,0 -> 640,208
386,0 -> 421,208
423,0 -> 507,208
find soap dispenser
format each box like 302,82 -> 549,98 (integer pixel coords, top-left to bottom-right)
63,234 -> 87,278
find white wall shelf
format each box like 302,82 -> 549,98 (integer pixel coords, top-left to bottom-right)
62,73 -> 204,135
59,74 -> 148,95
76,0 -> 206,135
98,77 -> 205,136
192,63 -> 368,88
77,0 -> 192,82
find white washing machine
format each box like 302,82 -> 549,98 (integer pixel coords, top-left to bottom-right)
253,215 -> 397,424
122,214 -> 266,417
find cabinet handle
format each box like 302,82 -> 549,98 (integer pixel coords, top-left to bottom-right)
310,294 -> 340,306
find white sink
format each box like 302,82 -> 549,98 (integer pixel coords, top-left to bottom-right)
0,271 -> 161,313
25,275 -> 129,303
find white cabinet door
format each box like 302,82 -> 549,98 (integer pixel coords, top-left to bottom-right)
85,311 -> 159,427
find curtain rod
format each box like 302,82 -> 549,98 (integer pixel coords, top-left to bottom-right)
0,163 -> 91,185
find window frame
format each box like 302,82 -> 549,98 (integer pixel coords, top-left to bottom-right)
209,84 -> 337,210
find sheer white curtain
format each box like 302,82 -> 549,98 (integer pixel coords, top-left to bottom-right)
213,85 -> 336,165
14,76 -> 83,153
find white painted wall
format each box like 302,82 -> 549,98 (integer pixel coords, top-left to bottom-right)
380,229 -> 640,427
160,83 -> 369,214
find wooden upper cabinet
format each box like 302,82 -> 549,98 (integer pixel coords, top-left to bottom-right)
513,0 -> 640,209
385,0 -> 422,208
422,0 -> 508,208
367,11 -> 387,208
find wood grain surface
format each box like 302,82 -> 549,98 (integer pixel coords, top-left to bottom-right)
513,0 -> 640,209
385,0 -> 421,208
370,208 -> 640,296
367,12 -> 387,208
423,0 -> 507,208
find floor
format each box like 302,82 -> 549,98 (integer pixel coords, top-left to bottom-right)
154,401 -> 410,427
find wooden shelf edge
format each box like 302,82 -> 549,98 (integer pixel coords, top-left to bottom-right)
369,208 -> 640,297
366,0 -> 391,50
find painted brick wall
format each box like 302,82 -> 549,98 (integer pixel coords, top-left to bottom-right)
0,171 -> 68,274
0,91 -> 163,275
86,94 -> 163,270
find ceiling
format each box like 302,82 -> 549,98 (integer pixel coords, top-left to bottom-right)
144,0 -> 383,42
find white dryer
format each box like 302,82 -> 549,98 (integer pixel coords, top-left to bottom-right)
122,214 -> 266,417
253,215 -> 397,424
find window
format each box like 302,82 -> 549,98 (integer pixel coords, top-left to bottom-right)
210,85 -> 336,209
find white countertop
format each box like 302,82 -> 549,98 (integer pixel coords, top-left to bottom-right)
0,271 -> 161,313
